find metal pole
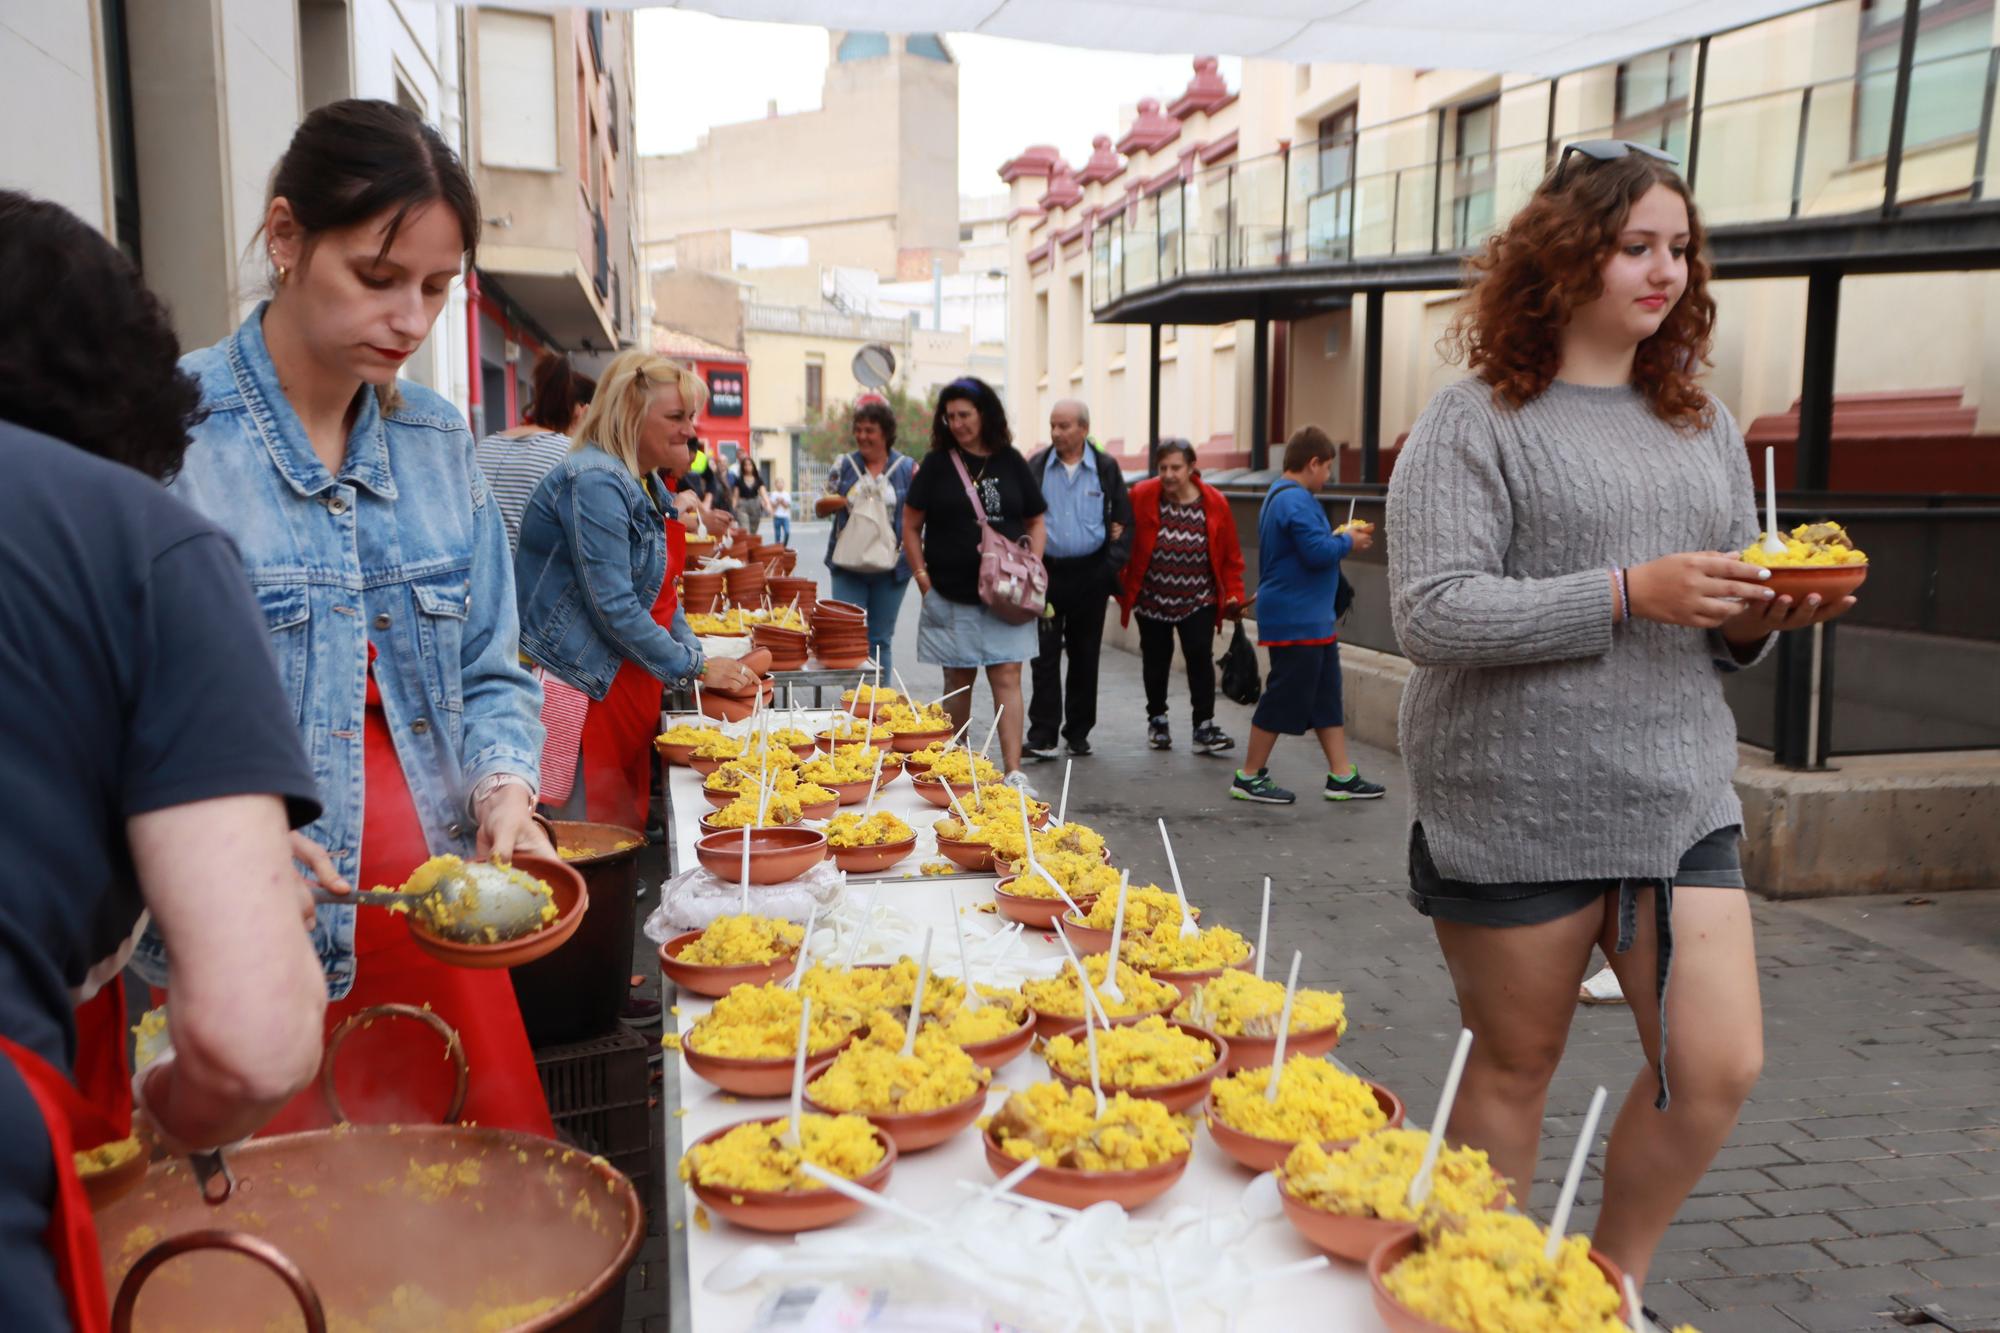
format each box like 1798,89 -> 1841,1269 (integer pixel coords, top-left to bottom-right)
1280,140 -> 1293,265
1544,75 -> 1560,175
1687,38 -> 1710,189
1361,290 -> 1384,483
1789,86 -> 1816,219
1431,108 -> 1448,254
1250,311 -> 1270,471
1973,47 -> 2000,202
1148,322 -> 1163,475
1881,0 -> 1924,214
1797,266 -> 1840,492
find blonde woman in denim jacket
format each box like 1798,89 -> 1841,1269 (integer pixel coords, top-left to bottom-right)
134,100 -> 555,1135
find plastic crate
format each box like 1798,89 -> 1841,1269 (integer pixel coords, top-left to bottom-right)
534,1026 -> 659,1227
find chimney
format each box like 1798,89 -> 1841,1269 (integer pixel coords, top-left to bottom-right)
767,99 -> 779,118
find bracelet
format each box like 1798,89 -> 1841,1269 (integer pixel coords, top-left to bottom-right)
469,772 -> 536,816
1613,567 -> 1631,624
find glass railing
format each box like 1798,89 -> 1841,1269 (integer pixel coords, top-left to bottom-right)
1094,20 -> 2000,311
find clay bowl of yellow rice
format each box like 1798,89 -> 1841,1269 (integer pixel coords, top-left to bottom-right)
75,1134 -> 150,1210
826,833 -> 918,874
678,1011 -> 858,1098
889,725 -> 952,753
1044,1017 -> 1228,1114
1021,955 -> 1182,1038
1122,926 -> 1256,999
949,1004 -> 1038,1072
820,773 -> 904,806
698,806 -> 804,838
681,1114 -> 897,1233
802,1021 -> 993,1153
1175,970 -> 1348,1073
1277,1129 -> 1511,1264
992,876 -> 1098,929
407,854 -> 588,971
982,1084 -> 1194,1210
814,727 -> 894,753
1368,1214 -> 1631,1333
658,917 -> 803,997
1204,1057 -> 1405,1173
932,829 -> 997,873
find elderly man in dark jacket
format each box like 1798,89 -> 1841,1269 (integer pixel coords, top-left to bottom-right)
1024,399 -> 1133,760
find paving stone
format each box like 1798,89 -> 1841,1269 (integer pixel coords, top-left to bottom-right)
1710,1242 -> 1841,1276
1797,1263 -> 1934,1300
1818,1234 -> 1949,1265
1776,1297 -> 1913,1332
1766,1161 -> 1881,1189
1684,1273 -> 1819,1307
1661,1220 -> 1752,1250
1729,1213 -> 1856,1244
1831,1203 -> 1970,1236
1913,1254 -> 2000,1285
1925,1226 -> 2000,1257
1846,1176 -> 1980,1206
1747,1186 -> 1871,1217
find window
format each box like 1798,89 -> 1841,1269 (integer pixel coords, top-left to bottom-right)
1614,45 -> 1693,159
1035,291 -> 1050,376
1308,105 -> 1357,260
478,9 -> 559,169
1855,0 -> 1993,161
805,362 -> 823,412
906,33 -> 951,63
1069,274 -> 1086,369
960,224 -> 975,242
1452,98 -> 1497,248
836,32 -> 890,62
1316,106 -> 1356,194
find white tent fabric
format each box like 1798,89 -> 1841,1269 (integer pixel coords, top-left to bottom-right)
482,1 -> 1822,76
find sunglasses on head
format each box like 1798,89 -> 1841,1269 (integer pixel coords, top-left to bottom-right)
1552,139 -> 1681,189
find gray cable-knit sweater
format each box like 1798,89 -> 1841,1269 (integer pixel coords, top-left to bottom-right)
1386,376 -> 1768,884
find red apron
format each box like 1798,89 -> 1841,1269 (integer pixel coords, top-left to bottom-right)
575,511 -> 685,830
0,1035 -> 121,1333
247,645 -> 554,1137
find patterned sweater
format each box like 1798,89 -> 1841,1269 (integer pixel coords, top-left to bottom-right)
1386,377 -> 1768,884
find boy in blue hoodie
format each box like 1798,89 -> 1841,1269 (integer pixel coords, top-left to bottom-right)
1231,426 -> 1387,804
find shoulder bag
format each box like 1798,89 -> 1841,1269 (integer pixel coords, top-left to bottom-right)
948,448 -> 1047,624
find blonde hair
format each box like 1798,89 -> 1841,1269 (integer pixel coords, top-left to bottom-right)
574,350 -> 707,477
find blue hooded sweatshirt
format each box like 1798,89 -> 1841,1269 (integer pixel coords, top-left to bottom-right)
1255,478 -> 1352,643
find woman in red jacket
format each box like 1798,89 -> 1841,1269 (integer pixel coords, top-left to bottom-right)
1116,439 -> 1247,753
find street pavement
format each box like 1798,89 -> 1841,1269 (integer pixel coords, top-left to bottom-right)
626,520 -> 2000,1332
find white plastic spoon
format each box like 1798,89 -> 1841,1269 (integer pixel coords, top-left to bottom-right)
843,886 -> 881,967
1077,971 -> 1106,1117
1098,869 -> 1131,1005
1408,1027 -> 1475,1207
1158,818 -> 1198,940
1545,1085 -> 1609,1260
784,903 -> 817,990
930,684 -> 972,709
1265,950 -> 1302,1103
979,703 -> 1004,759
784,995 -> 813,1148
738,825 -> 753,913
797,1162 -> 934,1228
1154,1242 -> 1185,1333
1057,759 -> 1073,825
1062,1247 -> 1117,1333
1254,877 -> 1271,980
1762,445 -> 1786,554
1053,919 -> 1113,1029
1623,1274 -> 1645,1333
900,930 -> 935,1057
949,886 -> 982,1008
862,747 -> 887,814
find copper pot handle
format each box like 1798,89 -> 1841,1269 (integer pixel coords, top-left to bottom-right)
112,1229 -> 327,1333
320,1003 -> 469,1126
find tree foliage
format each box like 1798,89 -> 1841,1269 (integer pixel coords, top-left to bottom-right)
798,382 -> 935,478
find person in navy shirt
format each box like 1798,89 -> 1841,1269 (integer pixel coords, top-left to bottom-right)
1230,426 -> 1387,806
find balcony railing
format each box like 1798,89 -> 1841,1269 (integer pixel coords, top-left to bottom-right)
1093,19 -> 2000,312
591,209 -> 608,301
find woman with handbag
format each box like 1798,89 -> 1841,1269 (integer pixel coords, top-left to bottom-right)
1117,439 -> 1246,754
900,377 -> 1047,790
815,400 -> 915,673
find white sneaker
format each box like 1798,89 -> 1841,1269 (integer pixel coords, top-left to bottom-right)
1002,770 -> 1038,798
1578,966 -> 1626,1005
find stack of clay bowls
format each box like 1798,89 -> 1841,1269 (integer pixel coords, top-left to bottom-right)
751,620 -> 810,671
810,598 -> 870,669
680,568 -> 725,616
724,563 -> 767,608
768,575 -> 820,620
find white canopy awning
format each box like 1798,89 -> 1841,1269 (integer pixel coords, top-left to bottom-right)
516,1 -> 1823,76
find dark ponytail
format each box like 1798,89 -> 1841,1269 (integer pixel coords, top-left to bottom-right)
266,98 -> 478,269
526,351 -> 596,432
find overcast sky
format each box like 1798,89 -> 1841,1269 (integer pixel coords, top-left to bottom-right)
633,12 -> 1243,197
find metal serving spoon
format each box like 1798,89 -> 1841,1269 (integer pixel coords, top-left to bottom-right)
313,859 -> 553,944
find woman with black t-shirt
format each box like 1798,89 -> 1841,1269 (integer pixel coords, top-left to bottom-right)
900,377 -> 1047,788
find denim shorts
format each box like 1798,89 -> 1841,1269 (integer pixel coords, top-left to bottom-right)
1251,641 -> 1343,734
914,590 -> 1039,669
1407,823 -> 1746,927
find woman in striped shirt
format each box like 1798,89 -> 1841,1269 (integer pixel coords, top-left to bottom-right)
474,351 -> 595,551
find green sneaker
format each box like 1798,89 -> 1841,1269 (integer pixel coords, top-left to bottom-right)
1229,769 -> 1296,804
1325,767 -> 1387,801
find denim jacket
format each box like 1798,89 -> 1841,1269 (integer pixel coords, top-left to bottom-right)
514,446 -> 705,699
131,305 -> 544,999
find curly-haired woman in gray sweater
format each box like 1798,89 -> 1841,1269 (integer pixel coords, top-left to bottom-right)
1387,142 -> 1854,1294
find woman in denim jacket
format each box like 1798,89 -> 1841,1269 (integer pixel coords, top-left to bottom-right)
516,352 -> 760,830
135,100 -> 554,1135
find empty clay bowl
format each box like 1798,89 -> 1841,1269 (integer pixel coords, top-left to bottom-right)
1216,1019 -> 1344,1073
804,1078 -> 990,1154
827,836 -> 919,873
684,1118 -> 895,1232
815,650 -> 872,670
1204,1079 -> 1406,1173
693,826 -> 828,884
1278,1175 -> 1418,1265
1367,1229 -> 1629,1332
658,930 -> 798,998
982,1124 -> 1190,1210
957,1011 -> 1038,1071
814,598 -> 867,621
680,1033 -> 856,1098
1046,1020 -> 1229,1113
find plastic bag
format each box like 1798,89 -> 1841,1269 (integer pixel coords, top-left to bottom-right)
1217,621 -> 1262,706
644,860 -> 848,940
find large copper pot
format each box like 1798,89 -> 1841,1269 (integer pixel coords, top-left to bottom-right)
97,1124 -> 642,1331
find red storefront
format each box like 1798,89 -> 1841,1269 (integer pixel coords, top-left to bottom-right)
655,331 -> 749,474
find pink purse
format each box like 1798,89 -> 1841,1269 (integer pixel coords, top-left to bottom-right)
948,448 -> 1047,625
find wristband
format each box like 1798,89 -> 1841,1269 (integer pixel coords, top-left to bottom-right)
1613,567 -> 1631,624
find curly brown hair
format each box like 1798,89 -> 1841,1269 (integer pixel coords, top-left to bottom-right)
1444,153 -> 1716,429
